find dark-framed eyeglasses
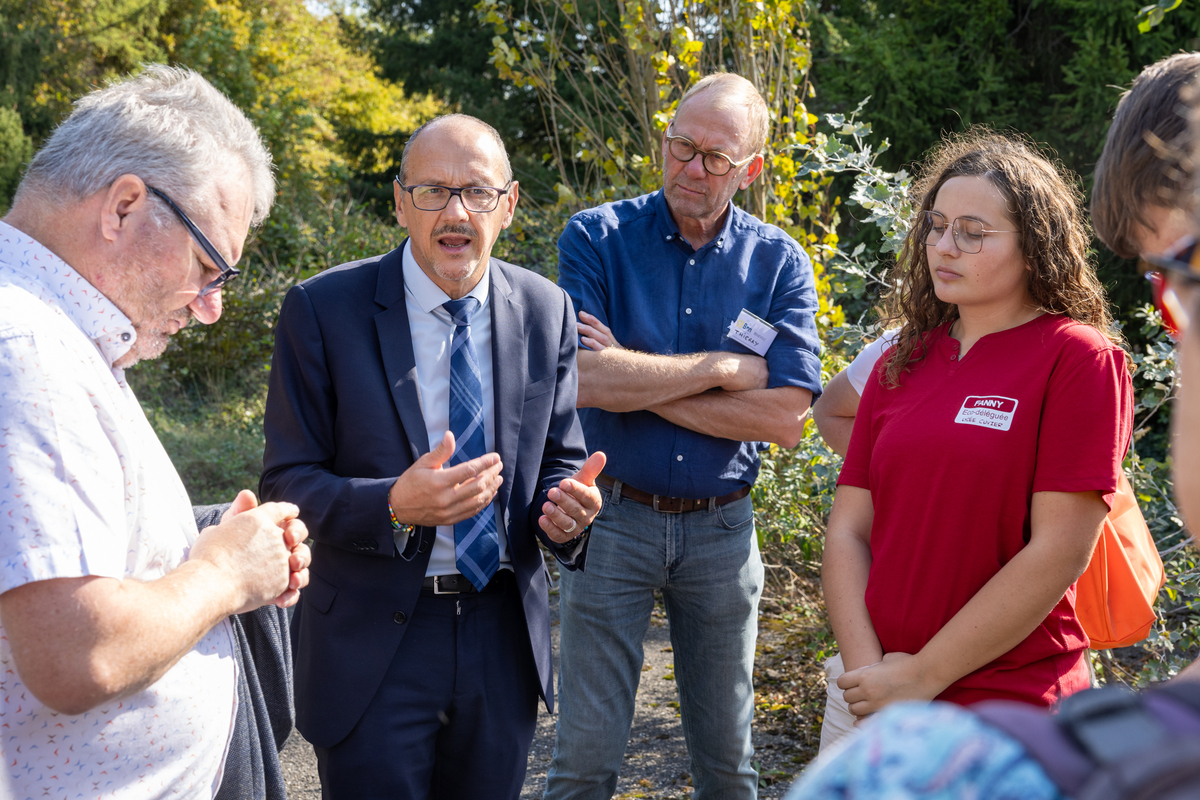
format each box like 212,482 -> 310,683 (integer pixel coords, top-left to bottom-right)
1140,235 -> 1200,339
664,131 -> 757,177
145,185 -> 240,298
920,210 -> 1018,255
394,178 -> 511,213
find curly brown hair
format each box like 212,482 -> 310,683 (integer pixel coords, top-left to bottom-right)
880,129 -> 1121,387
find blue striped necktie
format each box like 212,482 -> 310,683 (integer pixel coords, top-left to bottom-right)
443,297 -> 499,591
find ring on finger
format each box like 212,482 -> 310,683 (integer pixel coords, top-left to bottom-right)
562,518 -> 578,535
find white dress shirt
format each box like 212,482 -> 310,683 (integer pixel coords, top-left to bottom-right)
399,241 -> 509,576
0,221 -> 237,799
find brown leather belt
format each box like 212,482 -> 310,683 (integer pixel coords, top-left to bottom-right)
596,473 -> 750,514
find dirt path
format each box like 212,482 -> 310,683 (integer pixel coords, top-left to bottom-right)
280,590 -> 814,799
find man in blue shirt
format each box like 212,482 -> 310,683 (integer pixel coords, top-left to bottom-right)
545,73 -> 824,800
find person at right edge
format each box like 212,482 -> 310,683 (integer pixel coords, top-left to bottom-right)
819,128 -> 1132,738
812,53 -> 1200,753
816,53 -> 1200,460
544,72 -> 824,800
785,61 -> 1200,799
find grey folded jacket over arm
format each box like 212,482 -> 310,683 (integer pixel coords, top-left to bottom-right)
193,504 -> 294,800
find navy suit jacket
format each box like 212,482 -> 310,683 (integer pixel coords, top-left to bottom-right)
259,243 -> 588,749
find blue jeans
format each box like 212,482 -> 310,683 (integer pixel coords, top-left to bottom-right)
544,481 -> 763,800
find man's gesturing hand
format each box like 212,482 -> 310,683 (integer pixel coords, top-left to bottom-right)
540,451 -> 606,543
388,430 -> 505,528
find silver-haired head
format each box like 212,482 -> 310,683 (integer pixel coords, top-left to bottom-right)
16,64 -> 275,227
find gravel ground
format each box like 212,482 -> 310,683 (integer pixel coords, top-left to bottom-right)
281,589 -> 814,799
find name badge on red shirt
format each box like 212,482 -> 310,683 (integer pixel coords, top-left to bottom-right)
955,395 -> 1019,431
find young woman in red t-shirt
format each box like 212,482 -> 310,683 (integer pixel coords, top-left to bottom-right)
821,131 -> 1133,740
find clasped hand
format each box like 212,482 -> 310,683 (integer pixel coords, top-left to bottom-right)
837,652 -> 943,718
191,489 -> 311,613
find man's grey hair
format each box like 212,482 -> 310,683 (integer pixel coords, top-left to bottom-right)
675,73 -> 770,157
398,113 -> 513,186
16,64 -> 275,227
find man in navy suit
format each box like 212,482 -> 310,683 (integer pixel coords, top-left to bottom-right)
260,113 -> 604,799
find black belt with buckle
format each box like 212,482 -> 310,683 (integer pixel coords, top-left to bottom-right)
596,473 -> 751,514
421,570 -> 514,595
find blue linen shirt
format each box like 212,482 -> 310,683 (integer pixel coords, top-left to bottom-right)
557,189 -> 823,498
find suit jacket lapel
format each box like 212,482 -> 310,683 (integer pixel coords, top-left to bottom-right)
490,262 -> 523,516
374,240 -> 430,464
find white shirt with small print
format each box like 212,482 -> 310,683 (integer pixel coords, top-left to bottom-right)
0,221 -> 237,800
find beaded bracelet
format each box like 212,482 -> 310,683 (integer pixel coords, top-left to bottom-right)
388,500 -> 415,537
560,525 -> 591,550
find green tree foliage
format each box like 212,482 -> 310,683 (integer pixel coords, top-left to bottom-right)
172,0 -> 442,205
809,0 -> 1200,362
143,0 -> 444,391
365,0 -> 563,199
0,0 -> 173,207
0,106 -> 32,211
810,0 -> 1200,180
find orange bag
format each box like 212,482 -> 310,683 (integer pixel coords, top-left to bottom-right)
1075,472 -> 1166,649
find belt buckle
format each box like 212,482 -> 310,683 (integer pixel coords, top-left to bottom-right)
432,575 -> 460,595
652,494 -> 680,514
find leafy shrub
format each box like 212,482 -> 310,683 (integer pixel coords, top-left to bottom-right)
0,107 -> 32,211
142,395 -> 269,506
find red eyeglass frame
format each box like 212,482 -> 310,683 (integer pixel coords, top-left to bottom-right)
1141,236 -> 1200,340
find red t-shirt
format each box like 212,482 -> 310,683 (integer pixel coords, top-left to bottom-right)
838,314 -> 1133,707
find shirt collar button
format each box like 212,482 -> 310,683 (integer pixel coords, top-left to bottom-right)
120,333 -> 131,342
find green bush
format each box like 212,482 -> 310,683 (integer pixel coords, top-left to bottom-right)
0,107 -> 32,211
143,397 -> 268,506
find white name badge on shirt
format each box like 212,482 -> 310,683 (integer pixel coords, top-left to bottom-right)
954,395 -> 1019,431
726,308 -> 778,356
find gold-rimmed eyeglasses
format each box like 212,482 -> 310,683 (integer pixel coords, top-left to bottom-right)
921,210 -> 1018,254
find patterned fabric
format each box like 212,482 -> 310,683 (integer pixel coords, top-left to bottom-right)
0,221 -> 237,800
444,297 -> 499,590
784,702 -> 1066,800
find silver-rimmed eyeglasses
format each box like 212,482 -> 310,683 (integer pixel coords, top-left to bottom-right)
921,210 -> 1018,254
394,178 -> 511,212
664,131 -> 757,177
146,185 -> 239,298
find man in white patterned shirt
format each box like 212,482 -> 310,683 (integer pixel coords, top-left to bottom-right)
0,66 -> 309,800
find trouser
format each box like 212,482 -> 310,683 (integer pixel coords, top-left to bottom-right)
818,653 -> 857,754
544,481 -> 763,800
315,577 -> 540,800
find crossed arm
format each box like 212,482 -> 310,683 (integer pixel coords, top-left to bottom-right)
575,311 -> 811,447
822,485 -> 1107,717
